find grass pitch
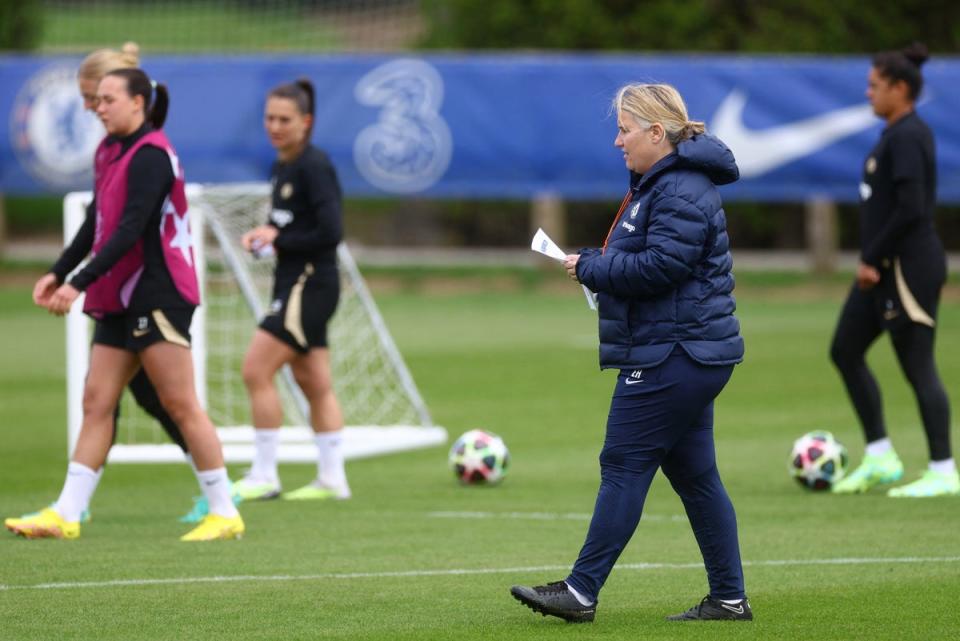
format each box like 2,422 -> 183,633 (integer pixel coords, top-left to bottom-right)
1,274 -> 959,640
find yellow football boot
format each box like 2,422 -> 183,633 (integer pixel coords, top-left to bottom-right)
179,513 -> 245,541
5,507 -> 80,539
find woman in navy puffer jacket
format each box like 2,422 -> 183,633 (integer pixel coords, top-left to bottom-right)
511,84 -> 750,624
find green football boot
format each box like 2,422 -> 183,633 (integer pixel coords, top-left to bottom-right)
832,450 -> 903,494
282,480 -> 351,501
888,469 -> 960,498
233,477 -> 282,501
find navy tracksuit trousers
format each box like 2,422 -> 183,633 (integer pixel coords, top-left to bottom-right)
565,347 -> 745,603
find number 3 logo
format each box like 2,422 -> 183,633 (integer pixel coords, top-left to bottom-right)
353,59 -> 452,193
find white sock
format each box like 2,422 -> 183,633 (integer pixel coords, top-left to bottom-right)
720,598 -> 745,604
929,458 -> 957,475
250,428 -> 281,482
82,466 -> 105,513
314,431 -> 347,488
196,467 -> 239,518
54,462 -> 99,523
865,438 -> 893,457
564,582 -> 594,606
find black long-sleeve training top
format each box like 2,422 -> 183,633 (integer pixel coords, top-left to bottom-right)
859,111 -> 938,268
267,144 -> 343,286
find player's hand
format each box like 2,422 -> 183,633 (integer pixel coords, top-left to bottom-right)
47,284 -> 80,316
32,273 -> 59,307
856,262 -> 880,290
242,225 -> 279,252
563,254 -> 580,282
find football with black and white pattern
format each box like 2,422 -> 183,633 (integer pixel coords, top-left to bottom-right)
789,430 -> 849,491
448,429 -> 509,485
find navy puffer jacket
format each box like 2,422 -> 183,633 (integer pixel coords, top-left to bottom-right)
576,134 -> 744,370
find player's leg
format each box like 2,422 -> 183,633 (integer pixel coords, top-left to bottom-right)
887,323 -> 958,496
83,317 -> 127,521
136,310 -> 242,541
830,285 -> 903,493
830,284 -> 887,440
5,344 -> 137,539
293,348 -> 343,433
126,346 -> 236,524
140,343 -> 226,468
282,347 -> 350,500
660,402 -> 751,621
135,356 -> 243,524
254,265 -> 346,501
237,329 -> 296,499
127,368 -> 189,452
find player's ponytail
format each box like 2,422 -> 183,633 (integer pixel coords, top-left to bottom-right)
149,82 -> 169,129
269,77 -> 316,145
873,42 -> 928,101
295,78 -> 316,142
294,78 -> 316,119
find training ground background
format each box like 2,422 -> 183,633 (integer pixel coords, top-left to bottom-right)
1,268 -> 958,641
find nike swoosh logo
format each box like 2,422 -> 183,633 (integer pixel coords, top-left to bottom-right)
624,378 -> 644,385
720,603 -> 744,614
133,329 -> 150,337
710,89 -> 877,178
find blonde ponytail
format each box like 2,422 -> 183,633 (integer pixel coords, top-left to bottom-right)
78,41 -> 141,82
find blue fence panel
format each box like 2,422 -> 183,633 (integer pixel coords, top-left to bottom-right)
1,54 -> 958,202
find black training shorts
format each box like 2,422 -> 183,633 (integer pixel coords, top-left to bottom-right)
259,263 -> 339,353
93,308 -> 194,352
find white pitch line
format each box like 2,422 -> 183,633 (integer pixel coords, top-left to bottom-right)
1,556 -> 958,592
427,511 -> 687,522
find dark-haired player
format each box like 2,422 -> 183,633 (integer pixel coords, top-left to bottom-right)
17,44 -> 198,528
235,78 -> 350,502
6,69 -> 244,540
831,43 -> 957,497
50,44 -> 228,526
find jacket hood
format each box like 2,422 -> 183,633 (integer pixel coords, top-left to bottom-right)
628,133 -> 740,190
674,134 -> 739,185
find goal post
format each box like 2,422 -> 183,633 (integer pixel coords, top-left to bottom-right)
63,183 -> 446,463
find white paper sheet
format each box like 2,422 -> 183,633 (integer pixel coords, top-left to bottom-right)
531,227 -> 567,262
530,228 -> 598,310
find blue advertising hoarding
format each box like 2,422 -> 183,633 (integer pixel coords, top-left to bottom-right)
1,53 -> 958,202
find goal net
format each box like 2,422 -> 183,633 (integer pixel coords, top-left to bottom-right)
64,184 -> 446,463
38,0 -> 423,54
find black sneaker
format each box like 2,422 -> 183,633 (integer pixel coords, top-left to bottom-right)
666,595 -> 753,621
510,581 -> 596,623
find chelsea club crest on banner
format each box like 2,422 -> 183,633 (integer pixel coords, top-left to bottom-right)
11,63 -> 103,189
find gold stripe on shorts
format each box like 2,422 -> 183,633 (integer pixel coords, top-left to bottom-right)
894,258 -> 935,328
284,264 -> 312,349
152,310 -> 191,347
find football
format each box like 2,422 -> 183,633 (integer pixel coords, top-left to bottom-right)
789,430 -> 849,491
448,429 -> 510,485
